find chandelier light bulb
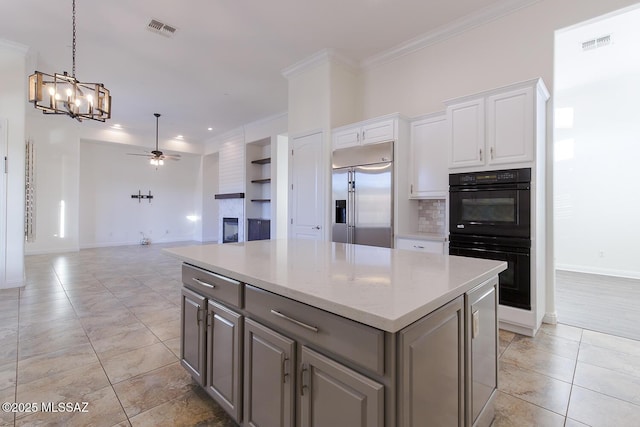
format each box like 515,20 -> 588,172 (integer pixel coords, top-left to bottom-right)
48,87 -> 55,96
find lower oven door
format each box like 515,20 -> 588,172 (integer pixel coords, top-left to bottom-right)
450,242 -> 530,310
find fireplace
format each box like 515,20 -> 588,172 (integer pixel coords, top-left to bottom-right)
222,217 -> 239,243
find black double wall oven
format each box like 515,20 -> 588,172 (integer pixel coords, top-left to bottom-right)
449,168 -> 531,310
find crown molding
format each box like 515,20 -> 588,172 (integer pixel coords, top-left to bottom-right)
282,48 -> 359,79
361,0 -> 540,69
0,38 -> 29,54
243,111 -> 288,130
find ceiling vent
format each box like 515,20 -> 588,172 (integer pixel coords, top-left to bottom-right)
582,34 -> 611,51
147,19 -> 177,38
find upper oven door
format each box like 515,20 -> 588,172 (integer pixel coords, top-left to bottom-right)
449,183 -> 530,238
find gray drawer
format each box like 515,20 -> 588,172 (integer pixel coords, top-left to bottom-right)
245,285 -> 384,376
182,264 -> 243,308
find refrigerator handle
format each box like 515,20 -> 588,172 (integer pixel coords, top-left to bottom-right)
348,169 -> 354,244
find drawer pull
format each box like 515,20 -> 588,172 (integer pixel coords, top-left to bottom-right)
192,277 -> 216,289
413,245 -> 425,249
209,272 -> 241,285
270,309 -> 319,333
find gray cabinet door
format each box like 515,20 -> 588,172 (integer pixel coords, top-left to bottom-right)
206,301 -> 242,423
466,279 -> 498,427
300,346 -> 384,427
244,318 -> 295,427
398,295 -> 465,427
180,287 -> 206,386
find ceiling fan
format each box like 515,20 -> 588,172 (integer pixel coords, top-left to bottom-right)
128,113 -> 181,166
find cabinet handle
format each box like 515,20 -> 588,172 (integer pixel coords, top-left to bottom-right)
209,272 -> 241,285
282,357 -> 289,383
196,307 -> 202,325
300,364 -> 308,396
270,309 -> 319,333
490,147 -> 494,159
357,132 -> 360,142
410,184 -> 413,194
479,148 -> 483,161
413,245 -> 425,249
312,225 -> 321,230
192,277 -> 216,289
362,130 -> 365,140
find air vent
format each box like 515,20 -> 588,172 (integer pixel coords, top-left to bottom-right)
147,19 -> 177,38
582,34 -> 611,51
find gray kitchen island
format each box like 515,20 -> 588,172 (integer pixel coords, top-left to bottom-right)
165,239 -> 506,427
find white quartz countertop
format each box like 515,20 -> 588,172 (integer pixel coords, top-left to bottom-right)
164,239 -> 506,333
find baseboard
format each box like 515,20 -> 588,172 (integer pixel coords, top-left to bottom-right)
79,236 -> 196,250
556,265 -> 640,280
499,320 -> 538,337
25,247 -> 79,255
543,312 -> 558,325
0,278 -> 25,289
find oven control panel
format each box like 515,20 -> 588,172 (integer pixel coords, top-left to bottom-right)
450,168 -> 531,186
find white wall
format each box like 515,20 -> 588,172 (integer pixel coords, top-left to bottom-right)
202,152 -> 219,242
361,0 -> 640,119
78,140 -> 201,248
554,5 -> 640,278
0,40 -> 26,287
24,116 -> 81,254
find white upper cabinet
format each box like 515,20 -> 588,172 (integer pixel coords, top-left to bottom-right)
446,79 -> 549,171
447,99 -> 485,169
486,86 -> 534,165
332,117 -> 396,149
409,113 -> 448,199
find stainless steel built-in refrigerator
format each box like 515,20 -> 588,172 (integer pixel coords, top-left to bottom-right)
332,141 -> 393,248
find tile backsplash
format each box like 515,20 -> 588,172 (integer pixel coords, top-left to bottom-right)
418,199 -> 446,234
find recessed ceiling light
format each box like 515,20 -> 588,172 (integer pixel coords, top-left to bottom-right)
176,135 -> 183,139
111,124 -> 122,129
207,127 -> 213,131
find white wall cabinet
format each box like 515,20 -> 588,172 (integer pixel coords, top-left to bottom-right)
446,79 -> 548,171
332,117 -> 396,149
409,113 -> 448,199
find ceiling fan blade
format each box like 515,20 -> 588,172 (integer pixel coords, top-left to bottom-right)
126,153 -> 153,157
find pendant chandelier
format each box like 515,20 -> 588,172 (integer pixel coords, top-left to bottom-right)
28,0 -> 111,122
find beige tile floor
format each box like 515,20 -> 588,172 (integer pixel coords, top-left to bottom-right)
0,243 -> 638,426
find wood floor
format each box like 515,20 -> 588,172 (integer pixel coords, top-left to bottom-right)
556,270 -> 640,341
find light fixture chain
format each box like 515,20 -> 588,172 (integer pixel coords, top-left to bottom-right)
72,0 -> 76,78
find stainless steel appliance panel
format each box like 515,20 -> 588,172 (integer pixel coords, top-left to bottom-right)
332,167 -> 350,244
353,164 -> 393,248
331,142 -> 394,249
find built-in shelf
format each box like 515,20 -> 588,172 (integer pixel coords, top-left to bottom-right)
251,178 -> 271,184
251,157 -> 271,165
215,192 -> 245,200
251,199 -> 271,203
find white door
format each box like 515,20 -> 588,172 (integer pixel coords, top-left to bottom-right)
290,131 -> 324,240
0,119 -> 7,285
